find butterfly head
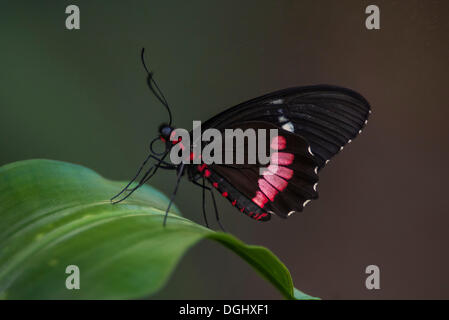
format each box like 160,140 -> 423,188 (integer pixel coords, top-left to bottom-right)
158,123 -> 174,143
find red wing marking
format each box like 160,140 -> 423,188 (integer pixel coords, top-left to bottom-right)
270,152 -> 294,165
258,179 -> 277,201
267,165 -> 293,180
252,191 -> 268,208
270,135 -> 287,150
251,135 -> 313,213
256,213 -> 268,220
263,173 -> 288,191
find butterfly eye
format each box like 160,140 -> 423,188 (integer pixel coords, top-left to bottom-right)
158,124 -> 173,139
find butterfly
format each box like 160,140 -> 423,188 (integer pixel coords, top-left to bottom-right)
111,49 -> 371,231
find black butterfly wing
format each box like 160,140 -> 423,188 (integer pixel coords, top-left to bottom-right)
201,85 -> 371,169
196,121 -> 319,220
193,85 -> 370,221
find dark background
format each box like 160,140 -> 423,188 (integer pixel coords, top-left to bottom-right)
1,0 -> 448,299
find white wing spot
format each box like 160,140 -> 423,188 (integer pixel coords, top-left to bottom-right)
271,99 -> 284,104
278,115 -> 287,122
303,200 -> 311,207
282,122 -> 294,132
308,146 -> 314,155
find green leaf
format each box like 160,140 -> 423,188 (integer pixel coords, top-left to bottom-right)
293,288 -> 320,300
0,159 -> 317,299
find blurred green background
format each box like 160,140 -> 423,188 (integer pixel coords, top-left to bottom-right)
1,0 -> 448,299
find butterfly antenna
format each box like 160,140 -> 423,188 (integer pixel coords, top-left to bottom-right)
141,48 -> 173,126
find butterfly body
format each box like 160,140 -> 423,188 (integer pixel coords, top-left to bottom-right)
112,54 -> 371,230
157,85 -> 370,223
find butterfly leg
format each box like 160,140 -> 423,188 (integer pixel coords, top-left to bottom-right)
191,179 -> 210,228
191,179 -> 225,232
201,177 -> 210,228
110,152 -> 153,202
208,185 -> 226,232
111,152 -> 171,204
163,163 -> 185,226
111,164 -> 156,204
123,162 -> 175,191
